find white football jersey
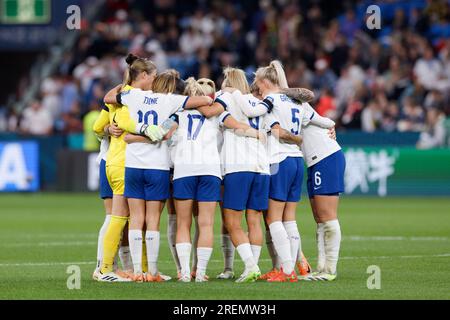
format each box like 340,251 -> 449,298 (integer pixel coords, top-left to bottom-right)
171,110 -> 229,180
263,93 -> 314,164
97,137 -> 109,164
216,91 -> 270,175
300,104 -> 341,167
119,88 -> 188,170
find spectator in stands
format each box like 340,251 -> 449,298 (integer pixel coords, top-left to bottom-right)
312,58 -> 337,93
416,108 -> 447,149
40,74 -> 62,122
20,100 -> 53,136
413,45 -> 450,92
397,97 -> 425,132
7,0 -> 450,140
381,101 -> 400,132
145,40 -> 169,72
361,100 -> 383,132
83,101 -> 101,151
316,88 -> 337,120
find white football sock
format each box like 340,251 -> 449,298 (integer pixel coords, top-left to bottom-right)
269,221 -> 294,274
96,215 -> 111,268
250,245 -> 262,265
196,247 -> 213,278
145,231 -> 160,276
221,234 -> 235,271
283,221 -> 300,263
316,223 -> 326,272
265,229 -> 281,269
128,229 -> 143,274
323,219 -> 341,275
191,216 -> 199,270
167,214 -> 181,272
176,242 -> 192,276
236,243 -> 257,271
118,245 -> 133,271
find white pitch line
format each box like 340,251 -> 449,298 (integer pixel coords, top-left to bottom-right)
1,235 -> 447,248
0,254 -> 449,268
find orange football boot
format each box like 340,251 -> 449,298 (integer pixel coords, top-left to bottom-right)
260,268 -> 279,280
296,252 -> 312,276
267,268 -> 298,282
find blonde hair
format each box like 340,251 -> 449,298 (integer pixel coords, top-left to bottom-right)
122,53 -> 157,88
152,69 -> 180,94
254,60 -> 289,88
197,78 -> 216,97
184,77 -> 206,96
222,67 -> 251,94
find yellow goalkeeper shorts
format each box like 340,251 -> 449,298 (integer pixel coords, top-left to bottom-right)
106,165 -> 125,195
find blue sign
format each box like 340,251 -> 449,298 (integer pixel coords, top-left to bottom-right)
0,141 -> 39,191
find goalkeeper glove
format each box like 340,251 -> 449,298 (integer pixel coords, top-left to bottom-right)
141,124 -> 165,142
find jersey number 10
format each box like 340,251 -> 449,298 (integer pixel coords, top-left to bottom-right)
137,110 -> 158,125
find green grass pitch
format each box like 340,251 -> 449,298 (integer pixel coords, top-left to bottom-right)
0,193 -> 449,300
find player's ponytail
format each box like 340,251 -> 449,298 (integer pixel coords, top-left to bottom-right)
122,53 -> 157,88
222,67 -> 251,94
184,77 -> 206,96
269,60 -> 288,89
254,59 -> 289,88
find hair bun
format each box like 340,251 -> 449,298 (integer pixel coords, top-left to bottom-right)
125,53 -> 138,66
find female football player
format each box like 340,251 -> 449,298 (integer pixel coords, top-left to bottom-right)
195,78 -> 235,281
95,53 -> 157,282
104,71 -> 215,282
91,118 -> 114,280
299,105 -> 345,281
231,80 -> 317,279
171,78 -> 264,282
253,60 -> 335,282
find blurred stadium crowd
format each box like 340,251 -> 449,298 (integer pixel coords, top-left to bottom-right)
0,0 -> 449,150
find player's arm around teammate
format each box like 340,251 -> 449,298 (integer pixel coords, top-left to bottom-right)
97,54 -> 157,282
171,78 -> 263,282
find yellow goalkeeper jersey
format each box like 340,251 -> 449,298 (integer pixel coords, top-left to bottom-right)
92,84 -> 135,168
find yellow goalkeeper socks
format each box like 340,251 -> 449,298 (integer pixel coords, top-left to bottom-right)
101,215 -> 128,274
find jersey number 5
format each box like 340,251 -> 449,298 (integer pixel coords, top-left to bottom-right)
137,110 -> 158,125
187,114 -> 205,140
291,108 -> 300,135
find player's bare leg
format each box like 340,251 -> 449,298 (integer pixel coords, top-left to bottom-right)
191,201 -> 200,277
224,209 -> 260,283
195,201 -> 216,282
246,209 -> 263,264
166,197 -> 181,277
217,191 -> 235,279
175,199 -> 194,282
